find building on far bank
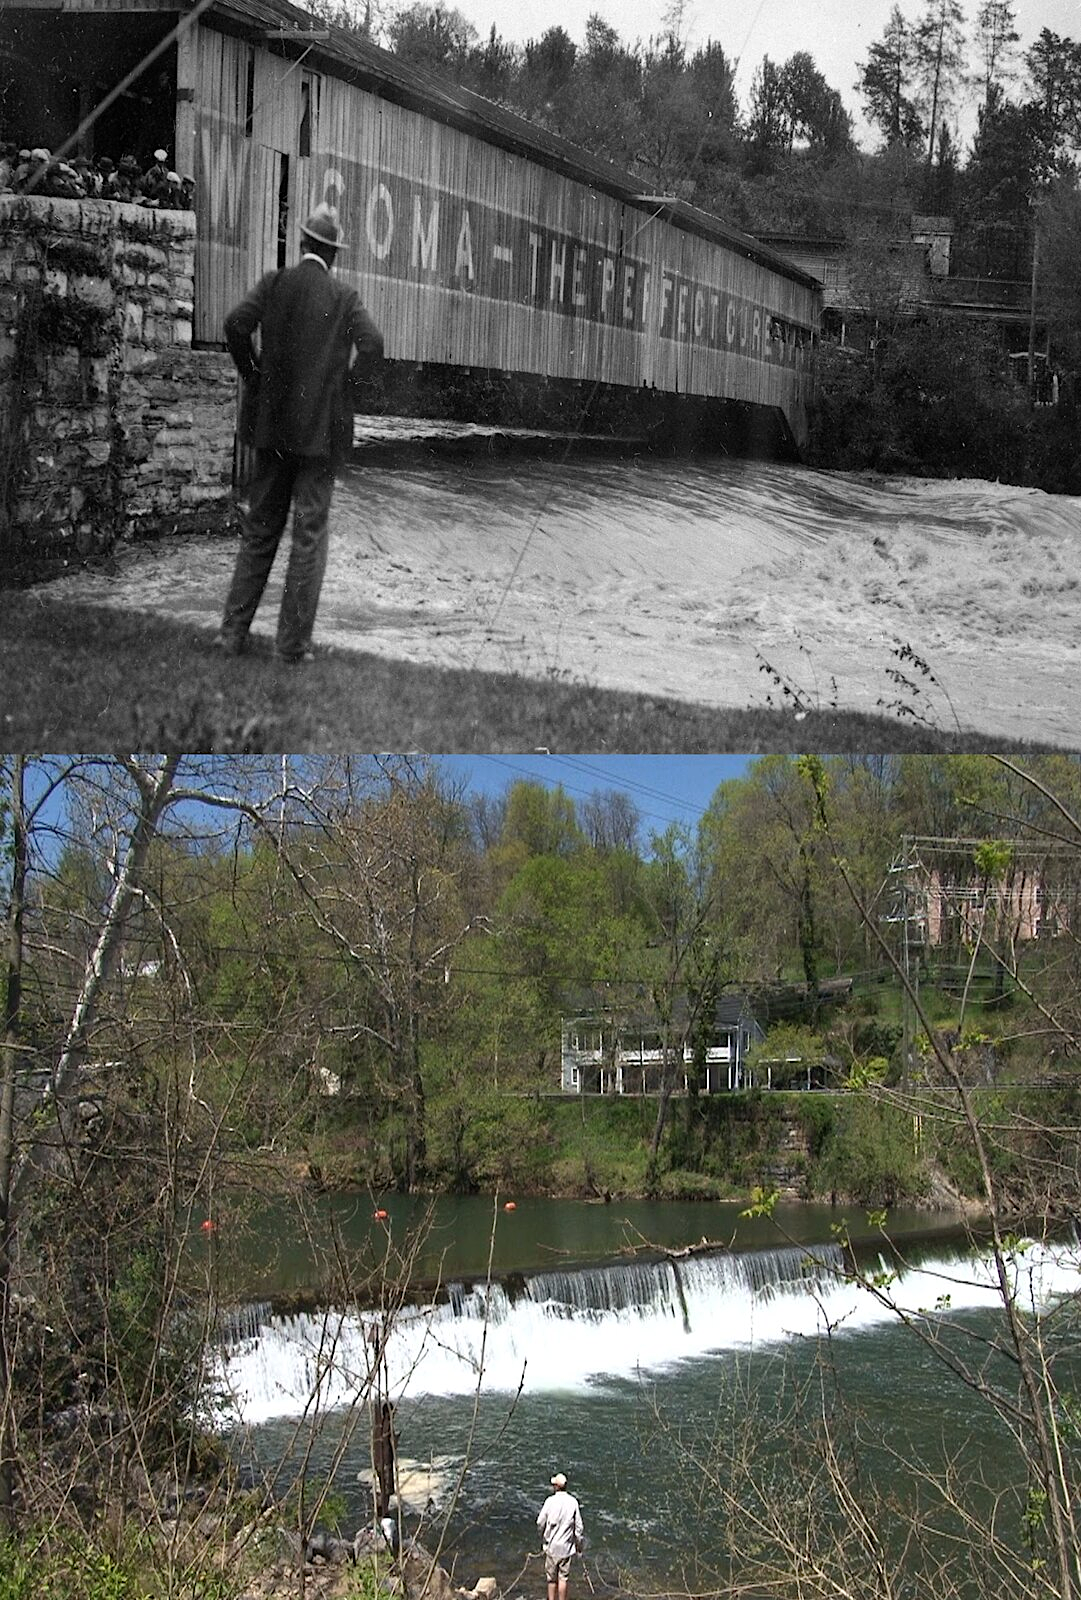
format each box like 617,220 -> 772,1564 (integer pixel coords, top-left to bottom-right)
758,214 -> 1053,391
560,997 -> 766,1096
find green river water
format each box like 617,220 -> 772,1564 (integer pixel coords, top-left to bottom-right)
213,1195 -> 1078,1596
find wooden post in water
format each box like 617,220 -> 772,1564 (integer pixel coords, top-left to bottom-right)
1027,202 -> 1040,401
368,1316 -> 397,1522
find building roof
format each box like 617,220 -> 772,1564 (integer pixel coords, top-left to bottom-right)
564,979 -> 858,1043
9,0 -> 819,289
233,0 -> 821,286
564,993 -> 762,1033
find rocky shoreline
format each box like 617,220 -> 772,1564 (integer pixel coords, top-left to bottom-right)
237,1532 -> 499,1600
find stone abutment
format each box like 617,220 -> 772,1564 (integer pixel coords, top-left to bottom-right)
0,195 -> 235,582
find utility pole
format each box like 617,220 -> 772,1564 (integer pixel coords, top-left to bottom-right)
900,834 -> 913,1082
1027,198 -> 1040,398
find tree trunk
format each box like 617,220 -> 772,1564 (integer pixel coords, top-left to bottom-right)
0,757 -> 27,1526
14,755 -> 182,1203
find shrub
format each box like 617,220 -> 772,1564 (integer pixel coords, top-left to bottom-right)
807,317 -> 1081,492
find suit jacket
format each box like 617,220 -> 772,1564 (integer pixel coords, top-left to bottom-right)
225,256 -> 384,463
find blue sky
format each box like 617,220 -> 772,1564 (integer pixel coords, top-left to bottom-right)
436,754 -> 756,835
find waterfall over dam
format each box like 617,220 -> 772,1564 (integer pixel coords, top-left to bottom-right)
216,1238 -> 1080,1426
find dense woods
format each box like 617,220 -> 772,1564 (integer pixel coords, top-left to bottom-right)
7,755 -> 1081,1196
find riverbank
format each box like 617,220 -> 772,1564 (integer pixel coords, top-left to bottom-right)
295,1089 -> 979,1216
0,592 -> 1039,754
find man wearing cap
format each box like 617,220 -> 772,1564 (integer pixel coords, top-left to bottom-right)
142,147 -> 170,203
217,200 -> 383,662
537,1472 -> 584,1600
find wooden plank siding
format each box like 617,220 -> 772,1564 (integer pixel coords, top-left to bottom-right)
188,17 -> 818,431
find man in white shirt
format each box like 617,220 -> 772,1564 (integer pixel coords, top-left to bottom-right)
536,1471 -> 585,1600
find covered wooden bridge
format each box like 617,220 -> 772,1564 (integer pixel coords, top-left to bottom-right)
1,0 -> 823,446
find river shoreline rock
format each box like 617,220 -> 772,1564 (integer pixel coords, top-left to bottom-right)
232,1527 -> 497,1600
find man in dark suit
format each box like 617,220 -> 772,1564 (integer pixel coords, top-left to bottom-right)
217,201 -> 384,663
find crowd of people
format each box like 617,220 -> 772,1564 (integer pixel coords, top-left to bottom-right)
0,143 -> 194,208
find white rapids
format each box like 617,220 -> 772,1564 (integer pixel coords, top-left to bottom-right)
30,450 -> 1081,746
216,1237 -> 1081,1426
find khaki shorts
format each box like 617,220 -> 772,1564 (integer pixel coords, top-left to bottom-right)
545,1554 -> 573,1582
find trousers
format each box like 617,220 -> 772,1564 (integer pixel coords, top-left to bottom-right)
222,448 -> 336,657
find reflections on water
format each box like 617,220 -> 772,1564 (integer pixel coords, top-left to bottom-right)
213,1193 -> 961,1301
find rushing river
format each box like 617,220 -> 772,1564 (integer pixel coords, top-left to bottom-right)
213,1197 -> 1081,1593
35,442 -> 1081,745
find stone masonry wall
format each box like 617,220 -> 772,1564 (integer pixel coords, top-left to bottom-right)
0,195 -> 235,581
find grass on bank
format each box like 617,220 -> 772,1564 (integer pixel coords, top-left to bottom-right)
0,594 -> 1054,753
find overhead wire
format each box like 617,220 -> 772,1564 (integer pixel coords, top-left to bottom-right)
538,754 -> 710,817
448,753 -> 696,834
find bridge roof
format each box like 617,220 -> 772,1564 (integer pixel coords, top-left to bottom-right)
8,0 -> 821,291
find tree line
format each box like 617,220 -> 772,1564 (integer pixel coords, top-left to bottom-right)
8,755 -> 1081,1197
312,0 -> 1081,273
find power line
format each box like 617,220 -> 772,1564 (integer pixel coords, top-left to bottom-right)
540,755 -> 706,820
450,754 -> 695,835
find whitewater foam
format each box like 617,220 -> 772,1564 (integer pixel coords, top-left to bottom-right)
217,1240 -> 1081,1425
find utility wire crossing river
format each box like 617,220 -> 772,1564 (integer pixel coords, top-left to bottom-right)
36,449 -> 1081,745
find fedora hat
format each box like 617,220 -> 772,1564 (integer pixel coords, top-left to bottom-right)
300,201 -> 347,251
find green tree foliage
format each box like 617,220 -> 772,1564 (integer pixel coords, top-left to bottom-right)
565,16 -> 644,166
815,1093 -> 929,1203
461,23 -> 517,104
1025,28 -> 1081,161
746,1022 -> 825,1088
518,25 -> 578,131
1040,179 -> 1081,373
808,312 -> 1081,487
500,780 -> 582,862
744,57 -> 788,172
386,1 -> 477,73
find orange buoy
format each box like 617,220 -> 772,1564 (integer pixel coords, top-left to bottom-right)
374,1208 -> 389,1221
200,1219 -> 216,1232
503,1201 -> 517,1212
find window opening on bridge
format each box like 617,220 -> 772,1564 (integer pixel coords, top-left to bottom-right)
277,152 -> 290,269
244,46 -> 255,138
299,73 -> 320,157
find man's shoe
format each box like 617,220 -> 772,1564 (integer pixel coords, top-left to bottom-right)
213,631 -> 247,657
277,647 -> 315,665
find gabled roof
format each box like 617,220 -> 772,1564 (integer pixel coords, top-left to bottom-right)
563,993 -> 762,1033
218,0 -> 818,286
